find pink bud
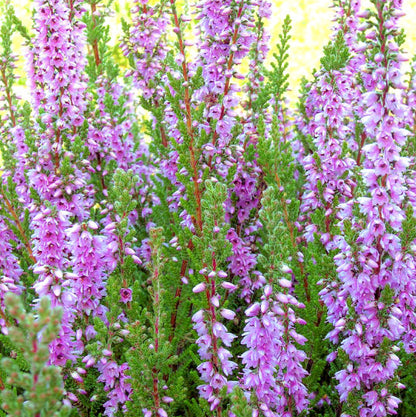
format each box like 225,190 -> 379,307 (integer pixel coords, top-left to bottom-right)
52,285 -> 61,297
158,408 -> 168,417
220,309 -> 236,320
276,293 -> 288,304
67,392 -> 78,402
245,303 -> 260,317
260,300 -> 269,314
279,278 -> 292,288
290,329 -> 307,345
162,396 -> 173,404
192,310 -> 204,323
71,371 -> 84,383
125,247 -> 135,255
210,398 -> 220,411
211,295 -> 220,307
335,318 -> 346,328
264,285 -> 273,297
132,255 -> 142,264
193,282 -> 206,293
221,281 -> 237,291
87,220 -> 98,230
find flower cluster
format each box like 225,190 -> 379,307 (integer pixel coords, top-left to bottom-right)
3,0 -> 416,416
241,284 -> 308,416
0,217 -> 22,334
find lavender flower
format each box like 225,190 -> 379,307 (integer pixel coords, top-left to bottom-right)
241,284 -> 308,416
31,207 -> 77,365
0,217 -> 22,334
324,1 -> 414,414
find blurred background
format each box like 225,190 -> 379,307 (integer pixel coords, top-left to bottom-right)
271,0 -> 416,97
8,0 -> 416,101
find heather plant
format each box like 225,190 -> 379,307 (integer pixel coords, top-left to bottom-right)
0,294 -> 70,417
2,0 -> 416,416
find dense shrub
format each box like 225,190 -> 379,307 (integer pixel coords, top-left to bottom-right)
1,0 -> 416,416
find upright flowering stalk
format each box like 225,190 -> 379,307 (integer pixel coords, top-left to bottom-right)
22,0 -> 91,373
29,0 -> 87,138
123,0 -> 169,103
330,1 -> 414,414
300,29 -> 357,234
87,169 -> 140,416
299,29 -> 358,352
194,0 -> 257,172
290,2 -> 368,411
66,221 -> 109,321
0,217 -> 22,334
225,13 -> 268,297
241,283 -> 308,417
122,0 -> 171,214
226,228 -> 259,303
27,0 -> 89,217
82,1 -> 146,179
199,1 -> 271,303
0,4 -> 33,249
85,75 -> 139,179
122,0 -> 171,229
239,23 -> 310,411
242,155 -> 309,415
191,182 -> 237,415
241,119 -> 309,414
126,227 -> 183,417
31,206 -> 77,366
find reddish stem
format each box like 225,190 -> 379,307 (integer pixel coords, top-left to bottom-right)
207,2 -> 245,170
169,0 -> 203,232
90,2 -> 102,69
2,193 -> 36,263
1,67 -> 16,127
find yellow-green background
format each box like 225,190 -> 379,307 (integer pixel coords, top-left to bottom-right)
9,0 -> 416,100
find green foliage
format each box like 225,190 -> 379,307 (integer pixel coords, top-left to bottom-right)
0,1 -> 18,167
398,351 -> 416,416
105,168 -> 142,323
126,227 -> 186,416
256,15 -> 292,111
256,17 -> 344,413
229,387 -> 252,417
0,294 -> 70,417
320,31 -> 350,73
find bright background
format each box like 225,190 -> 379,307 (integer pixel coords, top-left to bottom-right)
9,0 -> 416,100
271,0 -> 416,98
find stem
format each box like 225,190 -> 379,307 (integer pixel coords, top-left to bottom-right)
1,67 -> 16,127
169,260 -> 187,342
274,170 -> 310,302
54,87 -> 64,172
2,193 -> 36,263
152,265 -> 161,409
202,253 -> 222,417
207,2 -> 245,170
355,132 -> 367,166
169,0 -> 203,232
90,2 -> 101,69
